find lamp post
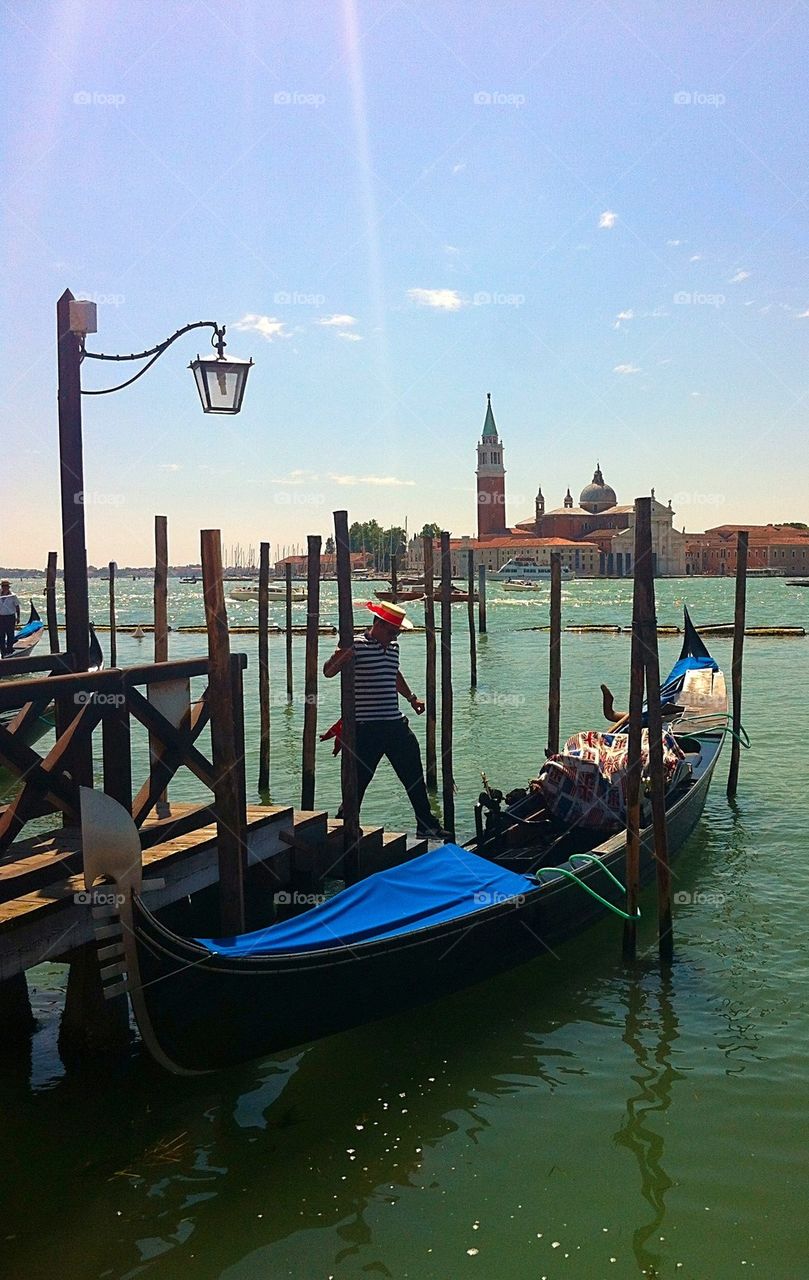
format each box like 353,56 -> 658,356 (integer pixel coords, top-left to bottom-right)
56,288 -> 253,675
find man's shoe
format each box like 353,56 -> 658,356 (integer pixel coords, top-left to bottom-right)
416,824 -> 447,841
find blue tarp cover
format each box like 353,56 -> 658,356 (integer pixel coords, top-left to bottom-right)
196,844 -> 535,957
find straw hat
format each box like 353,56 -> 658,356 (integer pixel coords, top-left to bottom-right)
366,601 -> 413,630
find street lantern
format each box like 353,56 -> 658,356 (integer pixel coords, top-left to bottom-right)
190,328 -> 253,414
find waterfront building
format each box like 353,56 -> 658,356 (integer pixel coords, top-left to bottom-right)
684,525 -> 809,576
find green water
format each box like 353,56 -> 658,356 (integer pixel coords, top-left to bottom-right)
2,578 -> 808,1279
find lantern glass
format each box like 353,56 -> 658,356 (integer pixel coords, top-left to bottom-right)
190,355 -> 253,414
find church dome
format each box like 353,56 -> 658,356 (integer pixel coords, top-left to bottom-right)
579,464 -> 617,514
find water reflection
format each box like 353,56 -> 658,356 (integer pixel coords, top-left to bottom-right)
615,970 -> 681,1278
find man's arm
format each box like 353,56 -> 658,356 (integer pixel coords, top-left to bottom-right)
323,645 -> 354,678
396,670 -> 424,714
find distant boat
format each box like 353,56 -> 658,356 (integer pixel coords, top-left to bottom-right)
9,601 -> 44,658
179,576 -> 199,584
230,585 -> 306,602
501,580 -> 544,592
491,559 -> 575,582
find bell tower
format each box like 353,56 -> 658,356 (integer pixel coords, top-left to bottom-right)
476,393 -> 507,538
535,484 -> 545,532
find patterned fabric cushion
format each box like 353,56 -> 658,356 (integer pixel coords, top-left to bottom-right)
536,729 -> 687,832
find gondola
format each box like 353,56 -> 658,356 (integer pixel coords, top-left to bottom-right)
8,601 -> 44,658
81,611 -> 728,1075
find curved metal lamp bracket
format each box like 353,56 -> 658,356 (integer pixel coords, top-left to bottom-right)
80,321 -> 226,396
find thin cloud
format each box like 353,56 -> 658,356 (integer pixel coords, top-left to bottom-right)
797,309 -> 809,318
407,287 -> 465,311
337,332 -> 363,341
452,162 -> 466,174
233,313 -> 290,340
599,210 -> 617,229
729,270 -> 750,283
613,309 -> 634,329
270,469 -> 320,486
690,253 -> 703,262
317,314 -> 357,327
158,463 -> 181,471
329,474 -> 416,487
614,364 -> 640,375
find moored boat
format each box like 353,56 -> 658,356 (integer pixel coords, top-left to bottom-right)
80,610 -> 728,1074
491,558 -> 575,582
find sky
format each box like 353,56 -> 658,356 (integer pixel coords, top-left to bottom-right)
2,0 -> 808,567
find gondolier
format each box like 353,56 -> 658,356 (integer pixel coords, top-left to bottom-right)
0,580 -> 21,657
323,600 -> 443,838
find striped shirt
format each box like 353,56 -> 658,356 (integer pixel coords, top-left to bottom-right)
354,632 -> 403,722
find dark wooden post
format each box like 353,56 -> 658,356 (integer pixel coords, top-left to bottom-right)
257,541 -> 271,796
634,496 -> 672,962
56,290 -> 92,789
727,530 -> 748,799
440,531 -> 455,839
467,550 -> 477,687
201,529 -> 246,935
478,563 -> 487,633
423,534 -> 437,791
547,552 -> 562,756
285,562 -> 294,703
390,553 -> 398,601
108,561 -> 117,667
153,516 -> 168,664
623,509 -> 648,960
301,535 -> 321,809
45,551 -> 59,652
56,289 -> 90,676
335,511 -> 360,881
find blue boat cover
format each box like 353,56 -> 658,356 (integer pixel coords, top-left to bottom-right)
196,844 -> 535,957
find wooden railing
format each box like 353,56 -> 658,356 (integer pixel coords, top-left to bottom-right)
0,655 -> 247,856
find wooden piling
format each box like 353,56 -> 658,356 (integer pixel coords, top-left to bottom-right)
45,551 -> 59,652
335,511 -> 360,881
727,530 -> 748,799
423,534 -> 437,791
108,560 -> 117,667
301,535 -> 321,809
257,541 -> 271,796
201,529 -> 246,935
634,496 -> 672,962
440,531 -> 455,839
153,515 -> 168,663
547,552 -> 562,756
58,943 -> 130,1065
478,563 -> 487,633
285,562 -> 294,703
623,519 -> 646,961
391,552 -> 398,602
467,550 -> 477,687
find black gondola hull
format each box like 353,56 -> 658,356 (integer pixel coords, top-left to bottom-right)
130,734 -> 722,1072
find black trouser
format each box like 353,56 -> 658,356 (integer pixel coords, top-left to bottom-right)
346,717 -> 437,831
0,615 -> 15,656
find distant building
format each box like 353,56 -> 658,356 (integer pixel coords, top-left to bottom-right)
684,525 -> 809,575
475,394 -> 508,539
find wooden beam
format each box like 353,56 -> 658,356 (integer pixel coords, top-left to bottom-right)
547,553 -> 562,756
440,531 -> 455,839
108,561 -> 117,667
257,541 -> 270,795
335,511 -> 360,881
201,529 -> 246,935
45,551 -> 59,652
301,535 -> 321,810
727,530 -> 748,799
467,549 -> 477,687
423,534 -> 437,791
285,562 -> 294,703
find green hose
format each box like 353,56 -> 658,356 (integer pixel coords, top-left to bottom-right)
533,853 -> 640,922
681,711 -> 751,749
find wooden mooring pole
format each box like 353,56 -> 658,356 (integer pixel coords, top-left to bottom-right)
335,511 -> 360,882
257,541 -> 271,796
153,515 -> 169,817
423,534 -> 437,791
547,552 -> 562,756
727,530 -> 748,799
108,560 -> 117,667
45,551 -> 59,652
201,529 -> 246,935
467,550 -> 477,687
285,562 -> 294,703
622,552 -> 645,962
301,534 -> 321,809
478,563 -> 487,633
440,531 -> 455,839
